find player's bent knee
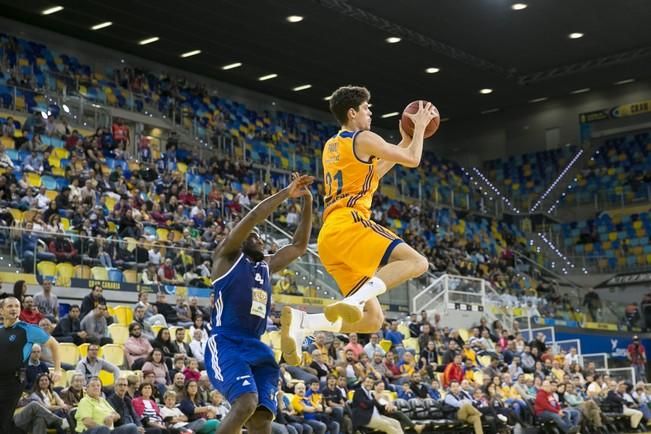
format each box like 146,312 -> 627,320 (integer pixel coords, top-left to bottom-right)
231,392 -> 259,419
412,254 -> 429,277
358,311 -> 384,333
247,408 -> 273,429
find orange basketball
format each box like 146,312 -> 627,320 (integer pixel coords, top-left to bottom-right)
400,100 -> 440,138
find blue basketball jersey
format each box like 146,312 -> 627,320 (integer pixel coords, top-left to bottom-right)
210,253 -> 272,339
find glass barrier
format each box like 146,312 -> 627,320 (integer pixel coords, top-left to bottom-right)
559,186 -> 651,212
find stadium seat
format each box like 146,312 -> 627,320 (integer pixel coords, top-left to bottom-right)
123,269 -> 138,283
113,305 -> 134,326
151,324 -> 164,336
108,269 -> 123,283
37,261 -> 57,281
108,324 -> 129,345
78,343 -> 90,359
59,343 -> 80,366
99,370 -> 114,387
25,172 -> 41,187
379,339 -> 393,353
101,344 -> 125,367
74,265 -> 91,279
91,266 -> 109,280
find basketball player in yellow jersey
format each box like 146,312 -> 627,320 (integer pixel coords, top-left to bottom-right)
281,85 -> 437,365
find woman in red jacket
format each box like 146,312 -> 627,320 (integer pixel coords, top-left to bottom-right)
132,383 -> 168,432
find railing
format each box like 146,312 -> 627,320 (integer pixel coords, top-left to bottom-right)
558,185 -> 651,212
554,339 -> 582,355
596,367 -> 637,384
580,353 -> 608,370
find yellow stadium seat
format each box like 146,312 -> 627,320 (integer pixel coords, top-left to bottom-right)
59,343 -> 80,366
91,266 -> 109,280
108,324 -> 129,345
156,228 -> 169,240
123,269 -> 138,283
78,343 -> 90,358
56,262 -> 74,286
1,136 -> 15,149
647,254 -> 651,265
101,344 -> 125,367
99,370 -> 115,387
177,162 -> 187,173
379,339 -> 393,353
45,190 -> 58,201
9,208 -> 23,223
74,265 -> 91,279
52,167 -> 65,176
60,217 -> 70,231
113,305 -> 134,326
50,368 -> 68,388
52,148 -> 69,159
608,232 -> 618,241
37,261 -> 57,279
458,328 -> 470,342
478,355 -> 492,367
25,172 -> 41,187
105,195 -> 117,212
151,324 -> 164,336
123,237 -> 137,252
397,323 -> 410,337
107,221 -> 117,233
15,96 -> 26,111
584,243 -> 593,253
404,337 -> 420,353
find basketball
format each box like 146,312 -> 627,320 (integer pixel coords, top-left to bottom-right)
400,100 -> 440,139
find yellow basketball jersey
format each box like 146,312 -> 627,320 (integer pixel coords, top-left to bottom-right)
322,130 -> 378,221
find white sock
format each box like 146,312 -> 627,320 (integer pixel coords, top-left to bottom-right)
346,276 -> 387,304
303,313 -> 342,333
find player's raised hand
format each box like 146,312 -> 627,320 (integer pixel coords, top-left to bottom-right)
405,100 -> 438,130
287,172 -> 314,198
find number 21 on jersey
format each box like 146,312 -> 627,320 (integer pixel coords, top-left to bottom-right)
325,170 -> 343,196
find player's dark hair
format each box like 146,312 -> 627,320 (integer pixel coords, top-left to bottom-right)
329,85 -> 371,126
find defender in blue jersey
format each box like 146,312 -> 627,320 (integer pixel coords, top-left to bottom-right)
205,173 -> 314,434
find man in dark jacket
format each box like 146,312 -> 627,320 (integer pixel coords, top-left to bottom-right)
155,293 -> 179,324
52,304 -> 89,345
80,285 -> 108,319
604,381 -> 643,430
351,376 -> 403,433
107,377 -> 159,433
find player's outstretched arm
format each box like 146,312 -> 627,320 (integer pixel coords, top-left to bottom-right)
376,121 -> 411,179
269,185 -> 313,273
213,173 -> 314,261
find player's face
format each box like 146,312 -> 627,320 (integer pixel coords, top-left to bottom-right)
1,298 -> 20,320
351,102 -> 372,130
242,232 -> 265,262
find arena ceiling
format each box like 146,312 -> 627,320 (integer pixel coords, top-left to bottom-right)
2,0 -> 651,127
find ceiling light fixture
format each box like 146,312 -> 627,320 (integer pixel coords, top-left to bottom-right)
292,84 -> 312,91
286,15 -> 304,23
479,88 -> 493,95
529,97 -> 548,103
425,67 -> 440,74
614,78 -> 635,85
180,50 -> 201,58
570,88 -> 590,94
258,73 -> 278,81
511,3 -> 528,10
481,108 -> 500,114
41,5 -> 63,15
221,62 -> 242,70
385,37 -> 401,44
381,112 -> 400,118
138,36 -> 160,45
324,96 -> 332,101
568,32 -> 584,39
440,117 -> 450,122
91,21 -> 113,30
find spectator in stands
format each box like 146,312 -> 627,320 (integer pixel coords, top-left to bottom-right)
107,377 -> 148,432
81,303 -> 114,345
76,343 -> 121,385
12,279 -> 27,304
155,293 -> 179,324
25,343 -> 49,390
124,322 -> 153,369
322,375 -> 353,433
13,400 -> 70,434
443,380 -> 484,434
443,354 -> 464,388
351,376 -> 403,434
189,315 -> 210,342
582,288 -> 602,323
53,304 -> 90,345
131,383 -> 167,432
60,372 -> 86,407
189,329 -> 207,362
179,380 -> 220,431
169,371 -> 187,402
627,335 -> 647,382
171,327 -> 191,358
20,295 -> 44,324
75,377 -> 139,433
158,258 -> 183,285
34,279 -> 59,320
534,379 -> 579,434
29,372 -> 70,418
142,348 -> 170,390
385,321 -> 405,354
291,382 -> 333,434
343,333 -> 364,360
81,285 -> 108,319
363,333 -> 385,359
151,327 -> 176,366
407,312 -> 421,338
175,296 -> 194,327
160,390 -> 207,433
605,380 -> 644,430
131,304 -> 155,339
141,263 -> 159,285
